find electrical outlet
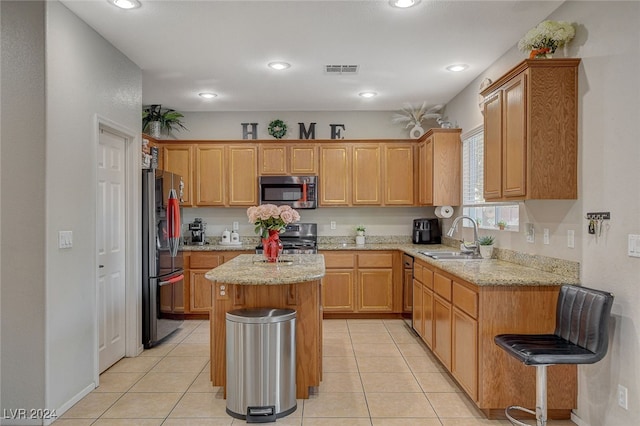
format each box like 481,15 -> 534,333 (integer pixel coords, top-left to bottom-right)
628,234 -> 640,258
617,384 -> 628,410
330,221 -> 336,230
526,223 -> 535,243
543,228 -> 550,245
232,221 -> 239,231
567,230 -> 575,248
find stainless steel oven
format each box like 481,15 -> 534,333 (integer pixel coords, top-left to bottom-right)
259,176 -> 317,209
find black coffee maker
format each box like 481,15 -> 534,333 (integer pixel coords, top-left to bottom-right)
413,218 -> 441,244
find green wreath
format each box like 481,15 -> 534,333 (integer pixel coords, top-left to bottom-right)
268,119 -> 287,139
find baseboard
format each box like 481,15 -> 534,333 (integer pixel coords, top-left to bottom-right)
571,411 -> 588,426
48,382 -> 95,425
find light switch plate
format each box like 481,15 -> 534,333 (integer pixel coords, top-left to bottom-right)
567,230 -> 575,248
58,230 -> 73,249
543,228 -> 550,245
628,234 -> 640,258
330,221 -> 337,230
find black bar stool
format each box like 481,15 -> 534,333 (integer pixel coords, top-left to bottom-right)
494,284 -> 614,426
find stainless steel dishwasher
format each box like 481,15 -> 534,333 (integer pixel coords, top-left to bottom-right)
402,254 -> 414,326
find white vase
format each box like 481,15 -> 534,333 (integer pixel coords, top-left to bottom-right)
356,235 -> 365,245
409,124 -> 425,139
479,245 -> 494,259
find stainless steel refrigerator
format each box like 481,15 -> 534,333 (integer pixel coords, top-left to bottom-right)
142,169 -> 185,348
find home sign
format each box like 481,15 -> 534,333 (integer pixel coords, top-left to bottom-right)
241,122 -> 346,140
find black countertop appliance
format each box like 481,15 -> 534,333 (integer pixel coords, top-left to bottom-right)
413,218 -> 441,244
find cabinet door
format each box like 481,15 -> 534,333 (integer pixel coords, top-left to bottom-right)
228,146 -> 258,206
502,73 -> 527,198
195,145 -> 225,206
357,269 -> 393,312
452,307 -> 478,399
433,293 -> 452,370
322,269 -> 355,312
423,138 -> 434,205
259,145 -> 287,175
190,270 -> 212,313
320,146 -> 350,206
412,279 -> 424,337
290,145 -> 317,175
352,144 -> 381,205
432,132 -> 461,206
162,144 -> 193,206
384,144 -> 414,205
483,91 -> 503,200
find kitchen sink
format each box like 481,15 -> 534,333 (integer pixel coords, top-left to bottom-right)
418,251 -> 483,261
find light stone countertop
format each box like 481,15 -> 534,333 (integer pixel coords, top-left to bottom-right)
204,254 -> 325,285
189,242 -> 579,287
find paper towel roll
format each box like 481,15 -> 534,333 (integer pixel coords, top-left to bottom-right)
435,206 -> 454,219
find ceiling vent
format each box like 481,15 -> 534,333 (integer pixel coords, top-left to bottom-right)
325,64 -> 359,74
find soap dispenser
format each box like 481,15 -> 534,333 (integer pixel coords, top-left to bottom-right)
231,230 -> 240,244
221,229 -> 231,243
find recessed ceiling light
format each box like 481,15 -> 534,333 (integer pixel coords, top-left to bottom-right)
109,0 -> 141,10
268,62 -> 291,71
389,0 -> 421,9
446,64 -> 469,72
359,92 -> 377,98
199,92 -> 217,99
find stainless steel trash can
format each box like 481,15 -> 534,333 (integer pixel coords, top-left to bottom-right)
226,308 -> 296,422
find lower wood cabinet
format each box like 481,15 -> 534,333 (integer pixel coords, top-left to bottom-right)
180,250 -> 250,318
320,250 -> 401,316
411,260 -> 576,419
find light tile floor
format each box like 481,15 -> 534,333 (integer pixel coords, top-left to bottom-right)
54,319 -> 577,425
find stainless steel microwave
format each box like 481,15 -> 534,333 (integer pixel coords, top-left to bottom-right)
259,176 -> 318,209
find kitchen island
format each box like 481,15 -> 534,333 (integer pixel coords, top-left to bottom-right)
205,254 -> 325,399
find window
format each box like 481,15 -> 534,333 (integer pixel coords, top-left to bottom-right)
461,126 -> 519,231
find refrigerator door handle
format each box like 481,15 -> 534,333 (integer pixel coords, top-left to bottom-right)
158,274 -> 184,287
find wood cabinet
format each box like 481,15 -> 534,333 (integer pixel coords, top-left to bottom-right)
411,260 -> 576,419
259,143 -> 318,175
162,142 -> 257,207
162,144 -> 193,206
417,128 -> 461,206
320,250 -> 401,316
182,251 -> 250,318
320,142 -> 414,207
481,58 -> 580,201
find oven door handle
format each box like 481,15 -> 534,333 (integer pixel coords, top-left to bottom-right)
158,274 -> 184,287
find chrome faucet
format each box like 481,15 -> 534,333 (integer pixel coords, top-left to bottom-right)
447,215 -> 480,256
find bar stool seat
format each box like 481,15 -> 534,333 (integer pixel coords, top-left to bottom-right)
495,284 -> 614,426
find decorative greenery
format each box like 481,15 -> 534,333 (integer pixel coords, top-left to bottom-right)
518,20 -> 576,58
478,235 -> 495,246
268,119 -> 287,139
391,102 -> 442,128
497,220 -> 507,230
142,104 -> 187,135
247,204 -> 300,238
356,225 -> 366,233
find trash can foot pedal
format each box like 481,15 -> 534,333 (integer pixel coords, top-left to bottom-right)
246,405 -> 276,423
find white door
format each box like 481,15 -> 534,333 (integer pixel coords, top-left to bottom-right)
97,127 -> 127,372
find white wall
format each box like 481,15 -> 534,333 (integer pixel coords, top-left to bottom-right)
44,1 -> 142,414
0,0 -> 47,415
444,2 -> 640,424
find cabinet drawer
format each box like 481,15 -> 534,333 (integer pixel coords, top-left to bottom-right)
413,263 -> 423,283
453,282 -> 478,319
323,252 -> 355,268
189,252 -> 222,269
433,273 -> 452,301
357,253 -> 393,268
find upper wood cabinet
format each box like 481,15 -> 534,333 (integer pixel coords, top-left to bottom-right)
162,142 -> 257,207
259,143 -> 318,175
481,58 -> 580,201
320,141 -> 414,207
162,144 -> 194,206
417,128 -> 461,206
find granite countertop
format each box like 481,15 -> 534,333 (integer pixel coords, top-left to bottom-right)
205,254 -> 325,285
188,241 -> 579,287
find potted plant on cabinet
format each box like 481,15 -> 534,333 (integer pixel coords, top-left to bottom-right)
478,235 -> 495,259
142,104 -> 188,138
